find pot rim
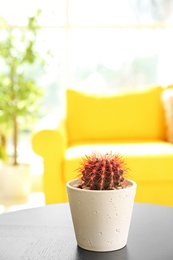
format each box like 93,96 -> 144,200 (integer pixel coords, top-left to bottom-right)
66,179 -> 136,193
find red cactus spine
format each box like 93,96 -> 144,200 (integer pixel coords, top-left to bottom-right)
77,152 -> 127,190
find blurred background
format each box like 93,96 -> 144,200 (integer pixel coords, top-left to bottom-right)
1,0 -> 173,213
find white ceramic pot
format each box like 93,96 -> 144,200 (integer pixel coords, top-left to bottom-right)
66,179 -> 137,252
0,163 -> 31,202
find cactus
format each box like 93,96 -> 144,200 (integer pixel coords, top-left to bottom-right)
77,152 -> 128,190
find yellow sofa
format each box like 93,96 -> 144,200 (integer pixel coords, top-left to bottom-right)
31,86 -> 173,206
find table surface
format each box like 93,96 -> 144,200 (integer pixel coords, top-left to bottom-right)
0,203 -> 173,260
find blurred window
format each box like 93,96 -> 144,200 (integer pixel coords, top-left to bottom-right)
0,0 -> 173,116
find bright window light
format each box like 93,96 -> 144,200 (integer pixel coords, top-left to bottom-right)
0,0 -> 173,114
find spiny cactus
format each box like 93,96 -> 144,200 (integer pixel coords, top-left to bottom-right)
77,152 -> 128,190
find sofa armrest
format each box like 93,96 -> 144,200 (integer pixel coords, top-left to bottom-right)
31,114 -> 67,158
31,114 -> 68,204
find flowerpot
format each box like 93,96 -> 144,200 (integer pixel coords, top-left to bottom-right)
0,163 -> 31,203
66,179 -> 136,252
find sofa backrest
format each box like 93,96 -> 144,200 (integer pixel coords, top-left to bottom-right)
66,86 -> 165,144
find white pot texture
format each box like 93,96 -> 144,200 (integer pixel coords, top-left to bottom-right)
66,179 -> 137,252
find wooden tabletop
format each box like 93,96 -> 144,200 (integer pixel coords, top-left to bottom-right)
0,203 -> 173,260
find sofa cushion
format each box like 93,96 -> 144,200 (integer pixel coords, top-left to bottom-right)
64,141 -> 173,183
66,87 -> 165,144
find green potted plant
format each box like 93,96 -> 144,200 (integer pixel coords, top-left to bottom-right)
0,125 -> 7,162
0,9 -> 44,166
0,10 -> 46,201
66,151 -> 137,252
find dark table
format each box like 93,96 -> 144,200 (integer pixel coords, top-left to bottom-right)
0,203 -> 173,260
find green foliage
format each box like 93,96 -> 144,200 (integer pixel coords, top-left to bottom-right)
0,145 -> 8,161
0,133 -> 7,161
0,10 -> 46,165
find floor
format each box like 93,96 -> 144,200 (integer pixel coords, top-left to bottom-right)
0,192 -> 45,214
